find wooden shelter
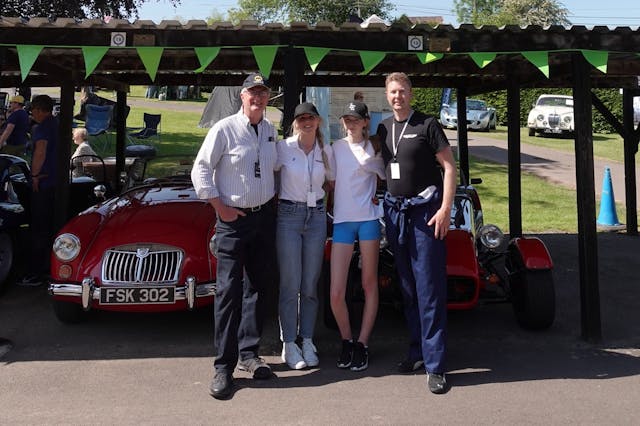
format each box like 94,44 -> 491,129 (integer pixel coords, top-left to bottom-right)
2,17 -> 640,341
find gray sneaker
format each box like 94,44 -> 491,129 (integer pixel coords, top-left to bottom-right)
238,357 -> 272,379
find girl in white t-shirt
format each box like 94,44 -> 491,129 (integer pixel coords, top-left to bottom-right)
330,101 -> 385,372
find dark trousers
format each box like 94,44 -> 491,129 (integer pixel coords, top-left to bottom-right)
384,193 -> 447,374
213,201 -> 276,374
30,187 -> 55,277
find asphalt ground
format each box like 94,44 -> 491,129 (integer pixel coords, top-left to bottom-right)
1,232 -> 639,424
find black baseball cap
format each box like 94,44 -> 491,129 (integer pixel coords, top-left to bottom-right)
242,73 -> 269,89
341,101 -> 369,119
294,102 -> 320,118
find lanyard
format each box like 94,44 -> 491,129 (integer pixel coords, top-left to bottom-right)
391,110 -> 413,160
306,143 -> 316,192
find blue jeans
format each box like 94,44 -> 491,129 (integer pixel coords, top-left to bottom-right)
276,200 -> 327,342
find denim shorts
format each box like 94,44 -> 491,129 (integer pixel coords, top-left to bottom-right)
332,219 -> 380,244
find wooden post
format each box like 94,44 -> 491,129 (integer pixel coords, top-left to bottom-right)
55,82 -> 74,229
282,47 -> 304,138
115,90 -> 127,192
572,54 -> 601,342
622,89 -> 638,235
456,88 -> 469,184
507,82 -> 522,238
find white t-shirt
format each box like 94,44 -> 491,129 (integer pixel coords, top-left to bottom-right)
332,138 -> 385,224
276,136 -> 335,203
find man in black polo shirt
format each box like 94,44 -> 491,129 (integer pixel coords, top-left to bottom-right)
376,72 -> 457,395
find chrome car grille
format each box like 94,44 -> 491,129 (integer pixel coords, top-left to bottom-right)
101,245 -> 184,285
548,114 -> 560,127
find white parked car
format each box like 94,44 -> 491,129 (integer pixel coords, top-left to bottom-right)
527,94 -> 574,137
440,99 -> 497,131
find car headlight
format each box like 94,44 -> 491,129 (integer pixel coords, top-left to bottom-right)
53,233 -> 81,261
478,224 -> 505,250
537,114 -> 544,121
563,116 -> 572,123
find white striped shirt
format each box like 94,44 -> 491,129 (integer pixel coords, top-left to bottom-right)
191,109 -> 278,208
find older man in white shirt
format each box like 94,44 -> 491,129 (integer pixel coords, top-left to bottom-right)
192,73 -> 278,400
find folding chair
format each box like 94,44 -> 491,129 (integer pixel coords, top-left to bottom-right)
85,104 -> 114,154
128,113 -> 161,147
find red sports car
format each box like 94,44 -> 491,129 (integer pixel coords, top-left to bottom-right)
48,156 -> 217,323
321,180 -> 556,331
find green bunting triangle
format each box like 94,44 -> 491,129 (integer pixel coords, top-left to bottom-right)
304,47 -> 330,72
16,45 -> 44,82
359,51 -> 386,75
522,51 -> 549,78
251,46 -> 279,78
82,46 -> 110,78
136,47 -> 164,81
416,52 -> 444,65
581,50 -> 608,74
469,53 -> 496,69
194,47 -> 221,73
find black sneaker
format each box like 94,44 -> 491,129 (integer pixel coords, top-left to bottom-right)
237,357 -> 272,379
398,358 -> 424,373
427,372 -> 448,394
209,371 -> 233,400
350,341 -> 369,371
337,339 -> 354,369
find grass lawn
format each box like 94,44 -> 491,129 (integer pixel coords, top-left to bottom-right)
484,126 -> 628,163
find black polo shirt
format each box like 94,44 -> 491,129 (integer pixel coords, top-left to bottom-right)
377,111 -> 450,197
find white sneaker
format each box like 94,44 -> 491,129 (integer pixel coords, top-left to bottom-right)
301,338 -> 319,367
282,342 -> 307,370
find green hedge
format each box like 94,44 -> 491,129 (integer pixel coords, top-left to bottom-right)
411,87 -> 624,134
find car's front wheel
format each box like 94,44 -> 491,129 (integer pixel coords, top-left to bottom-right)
52,299 -> 88,324
528,127 -> 535,136
509,268 -> 555,330
0,232 -> 14,295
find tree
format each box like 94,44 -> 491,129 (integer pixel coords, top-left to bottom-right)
484,0 -> 571,26
228,0 -> 395,26
0,0 -> 180,20
453,0 -> 501,24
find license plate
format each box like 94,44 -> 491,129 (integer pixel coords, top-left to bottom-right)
100,287 -> 175,304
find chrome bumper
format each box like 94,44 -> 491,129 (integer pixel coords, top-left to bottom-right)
48,276 -> 216,311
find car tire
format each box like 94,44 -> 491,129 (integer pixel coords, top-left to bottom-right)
0,232 -> 14,296
507,247 -> 555,330
528,128 -> 535,137
52,299 -> 88,324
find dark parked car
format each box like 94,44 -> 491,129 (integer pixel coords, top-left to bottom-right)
0,155 -> 30,293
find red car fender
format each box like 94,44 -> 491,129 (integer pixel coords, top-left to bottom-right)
445,229 -> 481,309
510,237 -> 553,270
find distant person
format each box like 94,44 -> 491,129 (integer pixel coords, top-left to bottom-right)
0,95 -> 30,157
70,127 -> 98,178
191,73 -> 278,400
353,91 -> 365,102
276,102 -> 335,370
330,101 -> 385,372
376,72 -> 456,395
19,95 -> 58,287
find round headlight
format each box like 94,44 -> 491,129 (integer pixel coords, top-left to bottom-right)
537,114 -> 544,121
478,224 -> 505,250
53,233 -> 81,261
563,116 -> 572,123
